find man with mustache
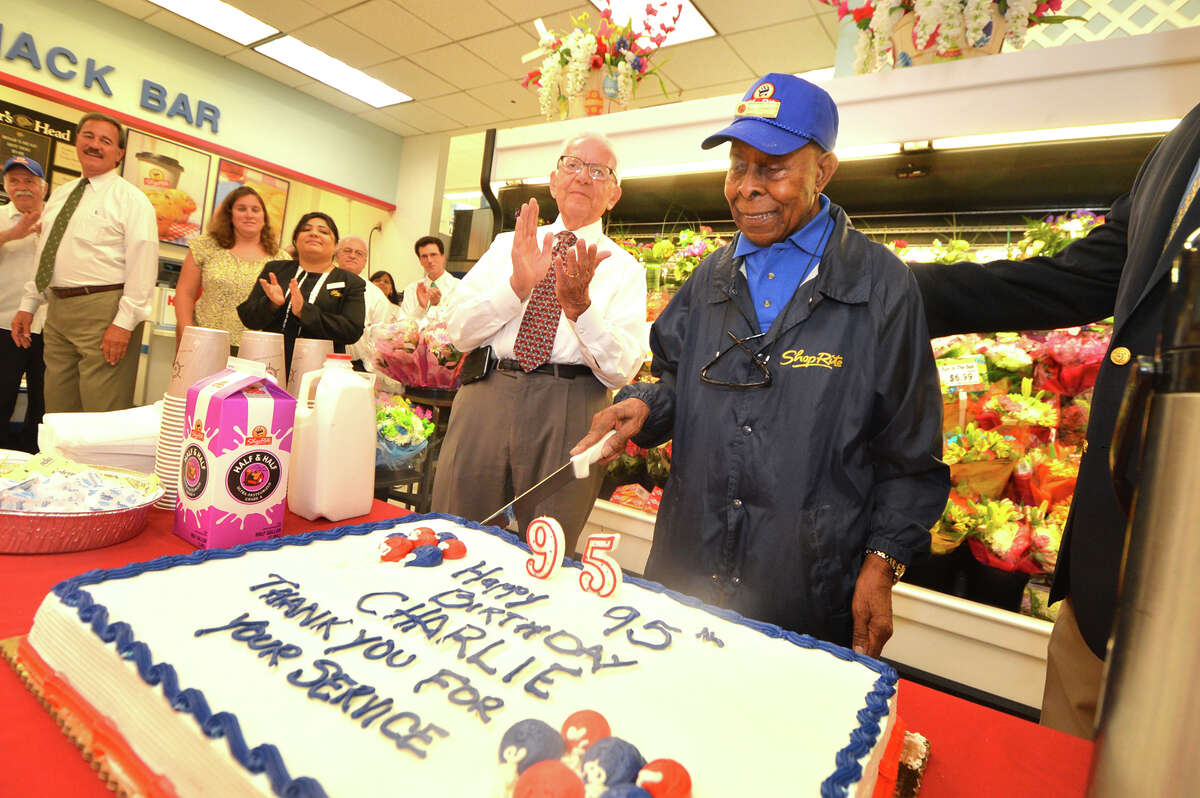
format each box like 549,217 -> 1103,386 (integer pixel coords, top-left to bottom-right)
11,113 -> 157,412
0,156 -> 47,451
574,76 -> 948,656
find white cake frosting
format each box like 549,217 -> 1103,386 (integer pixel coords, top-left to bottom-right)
26,514 -> 897,797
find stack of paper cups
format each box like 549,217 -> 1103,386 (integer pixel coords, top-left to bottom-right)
287,338 -> 334,403
155,326 -> 230,509
238,330 -> 286,386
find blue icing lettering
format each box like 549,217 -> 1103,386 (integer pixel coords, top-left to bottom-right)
413,668 -> 504,723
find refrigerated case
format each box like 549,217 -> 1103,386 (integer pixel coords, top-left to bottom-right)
478,26 -> 1200,713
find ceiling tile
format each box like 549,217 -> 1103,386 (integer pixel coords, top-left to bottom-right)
461,26 -> 542,79
382,102 -> 464,133
143,11 -> 244,56
337,0 -> 451,56
485,0 -> 579,23
657,38 -> 754,91
399,0 -> 513,38
692,0 -> 820,35
530,5 -> 596,34
358,108 -> 425,136
292,17 -> 399,69
227,0 -> 326,32
726,18 -> 836,75
94,0 -> 159,19
227,50 -> 311,87
625,72 -> 683,109
423,92 -> 507,127
467,80 -> 542,120
295,82 -> 377,114
307,0 -> 362,11
366,59 -> 456,99
414,43 -> 507,90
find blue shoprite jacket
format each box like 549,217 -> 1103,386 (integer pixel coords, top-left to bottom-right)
619,203 -> 949,645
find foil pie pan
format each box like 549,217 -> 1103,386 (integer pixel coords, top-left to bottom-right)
0,482 -> 165,555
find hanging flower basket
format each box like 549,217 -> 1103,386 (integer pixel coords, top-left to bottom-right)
890,6 -> 1006,67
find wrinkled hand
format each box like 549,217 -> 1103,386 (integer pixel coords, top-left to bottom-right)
259,272 -> 286,307
509,198 -> 554,301
10,311 -> 33,348
570,398 -> 651,465
3,210 -> 41,243
851,555 -> 896,658
101,324 -> 132,366
556,237 -> 610,322
288,278 -> 305,317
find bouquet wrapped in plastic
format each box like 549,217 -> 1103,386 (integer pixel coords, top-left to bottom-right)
966,497 -> 1040,574
1034,324 -> 1112,396
374,317 -> 465,389
1028,502 -> 1069,574
944,423 -> 1019,499
375,392 -> 436,469
930,489 -> 977,554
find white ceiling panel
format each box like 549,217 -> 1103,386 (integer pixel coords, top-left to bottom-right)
423,92 -> 508,127
399,0 -> 514,39
307,0 -> 362,12
95,0 -> 159,19
227,49 -> 312,88
292,17 -> 399,69
529,5 -> 598,37
693,0 -> 820,35
382,102 -> 466,133
143,11 -> 244,57
357,107 -> 425,136
467,80 -> 542,119
295,81 -> 376,114
366,59 -> 457,99
657,37 -> 755,90
461,26 -> 542,79
230,0 -> 326,31
486,0 -> 580,24
726,18 -> 837,75
338,1 -> 452,56
416,43 -> 508,90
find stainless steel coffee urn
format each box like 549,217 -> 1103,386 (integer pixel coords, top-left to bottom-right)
1088,228 -> 1200,797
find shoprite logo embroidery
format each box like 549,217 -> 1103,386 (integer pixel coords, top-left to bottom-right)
780,349 -> 844,370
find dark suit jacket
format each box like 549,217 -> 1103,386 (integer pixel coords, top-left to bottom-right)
237,259 -> 366,372
911,102 -> 1200,657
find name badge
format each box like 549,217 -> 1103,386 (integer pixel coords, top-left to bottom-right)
326,282 -> 345,289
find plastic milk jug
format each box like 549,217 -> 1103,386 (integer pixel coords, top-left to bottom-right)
288,354 -> 376,521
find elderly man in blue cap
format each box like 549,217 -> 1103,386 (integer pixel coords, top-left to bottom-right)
574,74 -> 949,656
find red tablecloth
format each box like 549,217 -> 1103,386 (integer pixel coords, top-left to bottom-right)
0,503 -> 1092,797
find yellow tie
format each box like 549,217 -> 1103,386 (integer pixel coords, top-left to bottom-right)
36,178 -> 89,292
1167,162 -> 1200,243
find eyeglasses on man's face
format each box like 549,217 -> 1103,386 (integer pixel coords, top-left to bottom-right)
699,330 -> 773,389
557,155 -> 617,183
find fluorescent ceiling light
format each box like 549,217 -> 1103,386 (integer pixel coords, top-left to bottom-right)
589,1 -> 716,47
933,119 -> 1179,150
837,143 -> 900,160
148,0 -> 276,45
255,37 -> 412,108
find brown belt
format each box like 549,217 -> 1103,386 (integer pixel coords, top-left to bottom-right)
51,283 -> 124,299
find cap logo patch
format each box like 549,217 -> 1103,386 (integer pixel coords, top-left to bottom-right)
735,99 -> 780,119
753,82 -> 776,99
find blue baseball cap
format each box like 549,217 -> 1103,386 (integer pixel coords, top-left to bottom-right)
2,156 -> 46,180
701,73 -> 839,155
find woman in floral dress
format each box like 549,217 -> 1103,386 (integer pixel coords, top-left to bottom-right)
174,186 -> 288,350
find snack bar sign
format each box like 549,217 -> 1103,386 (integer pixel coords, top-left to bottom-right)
0,24 -> 221,134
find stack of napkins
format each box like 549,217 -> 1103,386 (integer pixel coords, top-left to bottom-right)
38,402 -> 161,475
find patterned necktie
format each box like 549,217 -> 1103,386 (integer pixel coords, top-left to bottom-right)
36,178 -> 88,292
1166,160 -> 1200,243
513,230 -> 576,371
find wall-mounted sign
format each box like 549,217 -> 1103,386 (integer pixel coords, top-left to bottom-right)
122,129 -> 211,246
0,99 -> 76,204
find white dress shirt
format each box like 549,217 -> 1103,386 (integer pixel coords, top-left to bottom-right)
0,204 -> 45,334
445,216 -> 648,389
348,279 -> 396,369
401,270 -> 460,322
19,169 -> 159,331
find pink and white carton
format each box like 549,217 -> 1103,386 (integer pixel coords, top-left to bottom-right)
174,366 -> 297,548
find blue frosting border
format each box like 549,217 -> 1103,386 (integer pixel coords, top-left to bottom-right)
50,512 -> 896,798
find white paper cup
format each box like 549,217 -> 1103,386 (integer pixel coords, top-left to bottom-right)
287,338 -> 334,398
238,330 -> 286,385
168,326 -> 231,398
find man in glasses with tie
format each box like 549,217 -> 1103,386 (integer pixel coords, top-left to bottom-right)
433,133 -> 647,554
575,75 -> 948,657
10,112 -> 157,412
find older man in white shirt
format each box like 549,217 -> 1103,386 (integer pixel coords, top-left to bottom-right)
11,112 -> 157,412
335,235 -> 395,371
431,132 -> 647,552
0,156 -> 48,451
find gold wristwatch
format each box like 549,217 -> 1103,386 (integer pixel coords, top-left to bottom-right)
865,549 -> 906,584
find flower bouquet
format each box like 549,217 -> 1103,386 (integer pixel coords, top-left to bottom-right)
966,497 -> 1041,574
931,489 -> 978,554
1014,211 -> 1105,259
977,377 -> 1059,447
944,422 -> 1019,499
1034,323 -> 1111,396
374,318 -> 465,390
1027,501 -> 1069,574
375,392 -> 436,470
522,1 -> 681,119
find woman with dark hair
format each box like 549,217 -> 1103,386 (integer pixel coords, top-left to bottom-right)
369,270 -> 402,305
237,212 -> 366,372
174,186 -> 288,348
